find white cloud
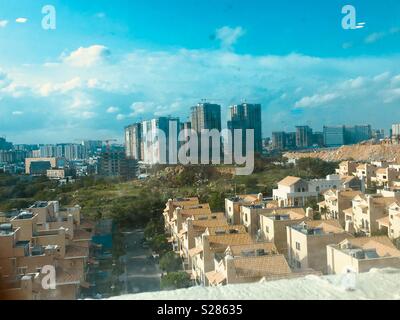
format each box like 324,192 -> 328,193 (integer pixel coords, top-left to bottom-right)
215,26 -> 245,49
107,106 -> 119,113
37,77 -> 82,96
12,111 -> 23,116
295,93 -> 339,108
0,20 -> 8,28
15,18 -> 28,23
62,45 -> 111,67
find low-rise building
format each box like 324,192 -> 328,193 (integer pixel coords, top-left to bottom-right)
287,220 -> 351,274
273,175 -> 345,208
259,208 -> 307,255
371,167 -> 399,188
225,194 -> 263,225
344,194 -> 397,236
327,236 -> 400,274
205,242 -> 292,286
336,161 -> 358,177
319,189 -> 362,224
190,230 -> 253,285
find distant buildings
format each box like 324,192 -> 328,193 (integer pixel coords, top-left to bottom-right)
323,125 -> 372,147
25,157 -> 58,175
227,103 -> 262,154
98,150 -> 138,179
0,137 -> 12,151
125,123 -> 142,160
295,126 -> 313,148
190,102 -> 221,133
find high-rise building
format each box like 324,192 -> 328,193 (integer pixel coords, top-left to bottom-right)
191,102 -> 221,162
125,123 -> 142,160
99,150 -> 138,179
190,102 -> 221,132
39,145 -> 56,158
142,117 -> 180,165
272,132 -> 286,150
323,126 -> 345,147
0,137 -> 12,151
344,125 -> 372,145
227,103 -> 262,154
295,126 -> 313,148
392,124 -> 400,144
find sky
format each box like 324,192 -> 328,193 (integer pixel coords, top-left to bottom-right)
0,0 -> 400,143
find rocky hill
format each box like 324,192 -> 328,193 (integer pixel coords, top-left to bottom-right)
284,142 -> 400,163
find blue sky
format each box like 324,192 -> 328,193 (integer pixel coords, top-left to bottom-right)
0,0 -> 400,143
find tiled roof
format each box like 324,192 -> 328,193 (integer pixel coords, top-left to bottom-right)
303,220 -> 345,233
206,225 -> 246,236
188,247 -> 203,257
376,216 -> 390,227
278,176 -> 302,187
208,233 -> 253,250
205,270 -> 226,285
233,255 -> 292,278
192,218 -> 228,229
226,242 -> 278,256
340,236 -> 400,257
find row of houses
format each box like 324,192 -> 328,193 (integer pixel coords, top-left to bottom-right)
162,161 -> 400,287
0,201 -> 95,299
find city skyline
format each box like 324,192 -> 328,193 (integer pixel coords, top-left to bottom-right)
1,1 -> 400,143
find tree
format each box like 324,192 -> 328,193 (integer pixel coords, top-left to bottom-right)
144,219 -> 164,240
159,252 -> 182,272
150,234 -> 170,255
160,272 -> 191,290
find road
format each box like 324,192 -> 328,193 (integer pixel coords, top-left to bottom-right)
120,229 -> 161,294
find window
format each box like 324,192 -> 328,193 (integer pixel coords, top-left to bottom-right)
229,207 -> 232,212
295,242 -> 301,250
265,226 -> 269,233
244,214 -> 248,222
296,260 -> 301,269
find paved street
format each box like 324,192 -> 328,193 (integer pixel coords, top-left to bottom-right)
121,229 -> 161,294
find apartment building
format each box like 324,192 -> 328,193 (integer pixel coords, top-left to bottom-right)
190,229 -> 253,285
371,167 -> 399,188
163,197 -> 199,234
287,220 -> 351,274
354,163 -> 377,188
344,194 -> 397,235
259,208 -> 308,255
377,201 -> 400,240
336,161 -> 358,177
170,203 -> 211,252
327,236 -> 400,274
225,194 -> 263,225
205,242 -> 292,286
0,201 -> 92,300
273,175 -> 345,208
319,189 -> 362,224
180,213 -> 228,268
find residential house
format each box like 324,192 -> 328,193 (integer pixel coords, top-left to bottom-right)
273,175 -> 345,208
319,189 -> 362,224
327,236 -> 400,274
344,194 -> 397,236
286,220 -> 351,274
190,230 -> 253,285
225,194 -> 263,225
259,207 -> 307,255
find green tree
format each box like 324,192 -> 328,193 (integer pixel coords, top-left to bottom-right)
159,252 -> 182,272
160,272 -> 191,290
